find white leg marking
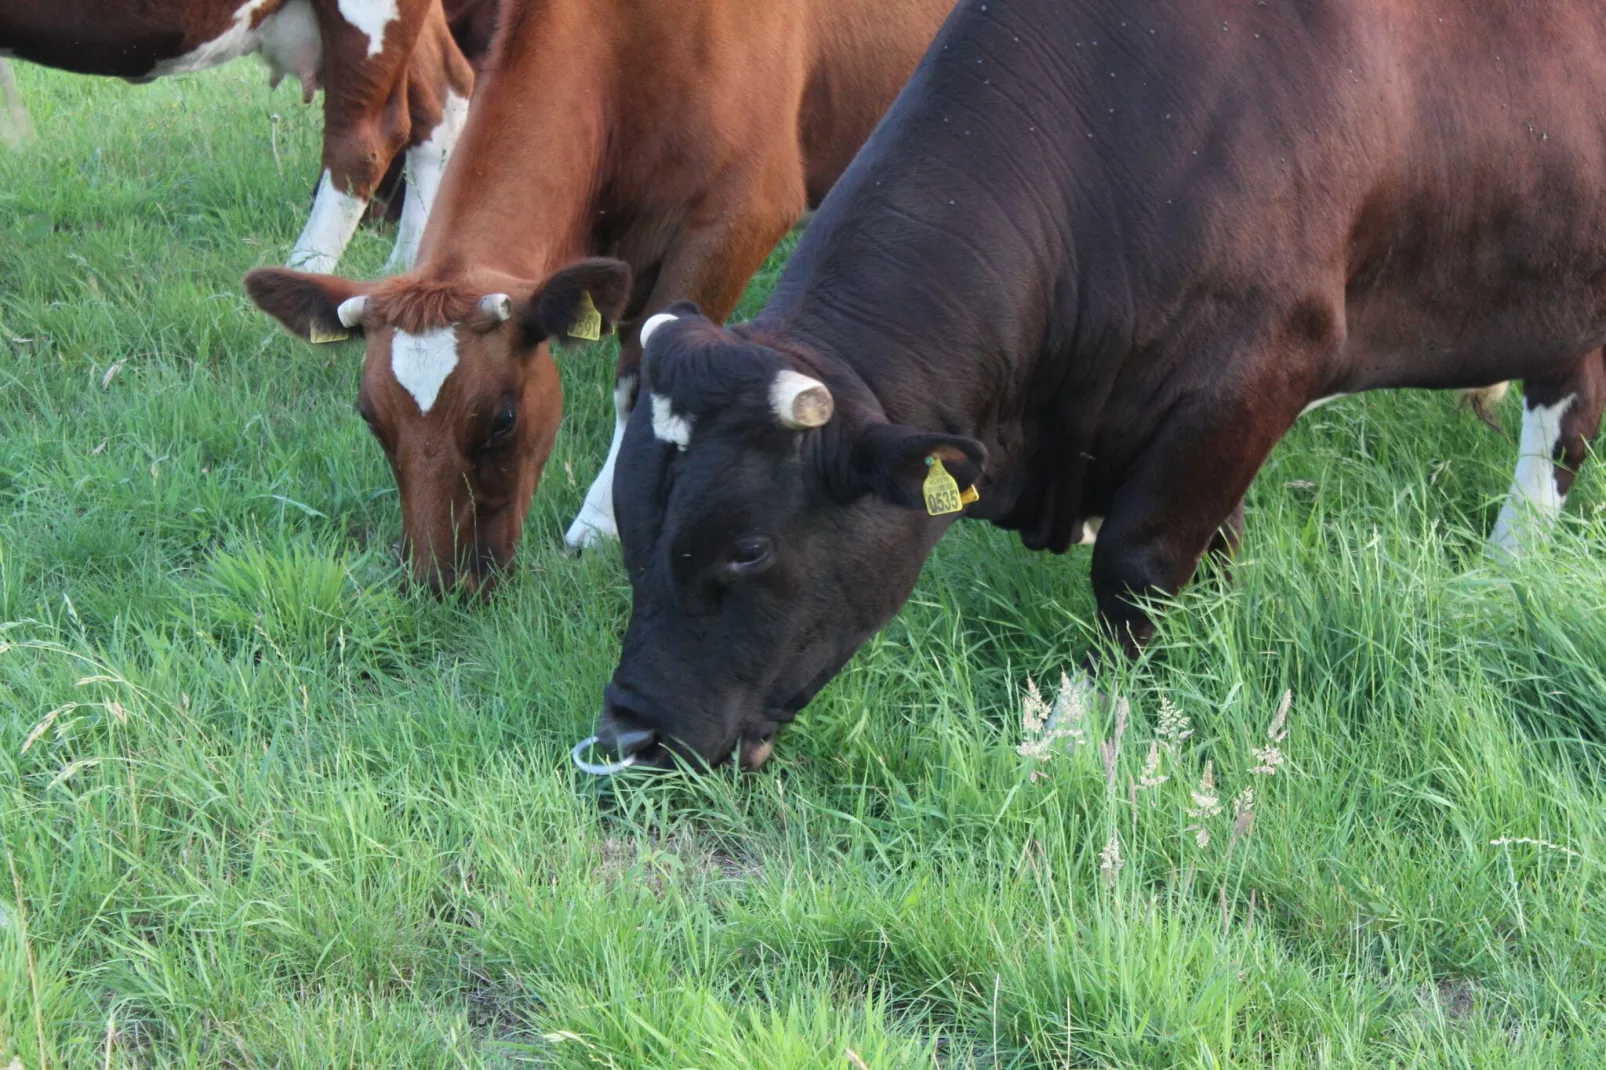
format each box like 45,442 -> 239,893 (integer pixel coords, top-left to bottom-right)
1299,393 -> 1349,417
287,168 -> 368,273
383,89 -> 470,274
1488,393 -> 1575,557
144,0 -> 279,78
337,0 -> 401,59
565,376 -> 637,551
0,59 -> 33,148
391,327 -> 460,414
1076,516 -> 1104,546
651,394 -> 692,449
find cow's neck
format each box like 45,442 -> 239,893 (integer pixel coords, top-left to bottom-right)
412,1 -> 612,284
759,175 -> 1059,447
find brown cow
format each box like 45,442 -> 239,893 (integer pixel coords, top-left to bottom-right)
242,0 -> 955,592
0,0 -> 475,273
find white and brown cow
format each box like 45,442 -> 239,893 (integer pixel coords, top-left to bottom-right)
242,0 -> 957,592
0,0 -> 475,273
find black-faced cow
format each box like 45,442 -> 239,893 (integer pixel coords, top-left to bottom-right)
589,0 -> 1606,771
0,0 -> 476,273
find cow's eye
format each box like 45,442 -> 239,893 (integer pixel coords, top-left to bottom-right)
489,400 -> 517,439
726,536 -> 774,575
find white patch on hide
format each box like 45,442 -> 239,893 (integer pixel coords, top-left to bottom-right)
287,168 -> 368,273
652,393 -> 691,449
391,326 -> 460,415
1488,393 -> 1575,556
337,0 -> 400,58
385,89 -> 469,273
1077,516 -> 1103,546
565,376 -> 636,550
639,313 -> 678,348
146,0 -> 280,78
1299,393 -> 1348,417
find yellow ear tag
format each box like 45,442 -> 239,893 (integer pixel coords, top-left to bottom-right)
570,291 -> 604,342
922,456 -> 967,516
308,323 -> 350,345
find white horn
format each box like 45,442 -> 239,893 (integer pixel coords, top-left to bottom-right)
478,293 -> 513,323
770,369 -> 834,429
639,313 -> 678,348
336,295 -> 368,328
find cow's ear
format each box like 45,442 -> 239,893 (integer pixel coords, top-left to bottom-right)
519,258 -> 633,346
243,268 -> 370,344
847,423 -> 987,511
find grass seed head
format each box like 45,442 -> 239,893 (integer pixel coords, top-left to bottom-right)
1156,696 -> 1193,746
1139,741 -> 1167,790
1100,831 -> 1124,885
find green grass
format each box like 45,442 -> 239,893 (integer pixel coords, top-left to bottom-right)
3,63 -> 1605,1069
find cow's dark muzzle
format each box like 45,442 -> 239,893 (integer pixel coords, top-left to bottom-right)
593,684 -> 663,762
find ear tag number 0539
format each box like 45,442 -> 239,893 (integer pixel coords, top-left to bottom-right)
570,291 -> 604,342
923,456 -> 979,516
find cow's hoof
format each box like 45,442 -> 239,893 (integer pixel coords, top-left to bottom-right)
563,518 -> 616,556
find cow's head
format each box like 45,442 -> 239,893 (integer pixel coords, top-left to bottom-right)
244,259 -> 631,593
598,308 -> 986,770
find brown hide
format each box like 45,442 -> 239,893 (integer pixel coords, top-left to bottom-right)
0,0 -> 474,254
245,0 -> 955,591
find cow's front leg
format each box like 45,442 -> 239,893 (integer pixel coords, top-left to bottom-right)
287,0 -> 430,273
564,195 -> 804,552
1090,401 -> 1294,657
383,4 -> 474,274
1487,349 -> 1606,558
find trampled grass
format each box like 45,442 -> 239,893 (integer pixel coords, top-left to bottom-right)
2,64 -> 1605,1069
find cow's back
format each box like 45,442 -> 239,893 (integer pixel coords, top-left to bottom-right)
776,0 -> 1606,406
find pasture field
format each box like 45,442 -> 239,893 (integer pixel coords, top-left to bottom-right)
2,64 -> 1606,1069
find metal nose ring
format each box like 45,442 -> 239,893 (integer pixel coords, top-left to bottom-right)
571,735 -> 639,776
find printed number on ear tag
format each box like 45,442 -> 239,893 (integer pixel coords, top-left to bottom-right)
923,456 -> 973,516
570,291 -> 604,342
309,323 -> 350,344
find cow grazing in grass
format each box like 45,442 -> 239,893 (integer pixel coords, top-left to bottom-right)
0,0 -> 476,273
241,0 -> 955,593
587,0 -> 1606,771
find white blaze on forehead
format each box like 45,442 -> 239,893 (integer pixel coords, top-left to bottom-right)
1488,393 -> 1575,556
391,327 -> 460,415
651,394 -> 692,449
146,0 -> 281,78
639,313 -> 679,348
337,0 -> 400,58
